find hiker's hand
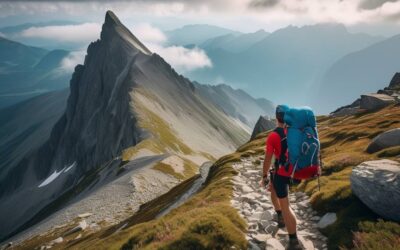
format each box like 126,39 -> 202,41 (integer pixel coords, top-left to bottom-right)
318,166 -> 322,176
261,175 -> 269,188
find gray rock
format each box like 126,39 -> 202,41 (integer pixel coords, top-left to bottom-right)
360,93 -> 395,110
366,128 -> 400,153
389,72 -> 400,89
266,237 -> 285,250
250,115 -> 276,140
317,213 -> 337,228
351,160 -> 400,221
252,233 -> 269,243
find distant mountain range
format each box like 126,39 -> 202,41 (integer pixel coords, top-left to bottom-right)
0,37 -> 71,108
314,34 -> 400,112
165,24 -> 241,46
185,24 -> 384,112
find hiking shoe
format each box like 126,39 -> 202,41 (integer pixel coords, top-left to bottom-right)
286,238 -> 303,250
277,215 -> 285,228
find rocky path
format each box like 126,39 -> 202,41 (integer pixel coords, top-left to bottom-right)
231,156 -> 328,250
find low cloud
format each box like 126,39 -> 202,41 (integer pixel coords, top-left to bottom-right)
132,23 -> 212,72
18,23 -> 101,44
133,23 -> 167,44
151,45 -> 212,72
60,50 -> 86,72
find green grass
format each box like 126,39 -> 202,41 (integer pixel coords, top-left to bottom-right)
152,157 -> 197,180
353,220 -> 400,250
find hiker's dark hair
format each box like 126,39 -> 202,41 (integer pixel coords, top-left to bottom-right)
275,105 -> 288,123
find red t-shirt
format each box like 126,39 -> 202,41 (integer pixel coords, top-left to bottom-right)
265,130 -> 319,179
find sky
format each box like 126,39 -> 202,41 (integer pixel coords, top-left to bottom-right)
1,0 -> 400,73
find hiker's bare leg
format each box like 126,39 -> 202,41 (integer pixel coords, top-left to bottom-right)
269,184 -> 281,211
279,196 -> 296,234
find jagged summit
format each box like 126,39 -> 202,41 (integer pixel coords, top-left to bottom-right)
101,10 -> 151,55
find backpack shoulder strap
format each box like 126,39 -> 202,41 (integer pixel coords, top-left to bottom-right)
273,127 -> 288,169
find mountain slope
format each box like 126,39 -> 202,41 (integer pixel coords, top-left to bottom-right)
0,37 -> 47,70
0,11 -> 249,242
17,103 -> 400,250
315,34 -> 400,113
0,38 -> 71,108
194,83 -> 274,131
0,89 -> 68,184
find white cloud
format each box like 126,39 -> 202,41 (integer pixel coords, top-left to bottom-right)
60,50 -> 86,72
134,23 -> 212,72
151,44 -> 212,72
132,23 -> 167,44
0,32 -> 5,38
18,23 -> 101,44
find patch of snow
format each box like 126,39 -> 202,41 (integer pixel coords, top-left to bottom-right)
38,168 -> 65,188
64,162 -> 76,172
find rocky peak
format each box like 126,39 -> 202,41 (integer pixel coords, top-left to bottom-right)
389,72 -> 400,89
250,116 -> 275,140
101,10 -> 151,55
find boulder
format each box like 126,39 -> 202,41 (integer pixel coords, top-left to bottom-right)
366,128 -> 400,153
351,160 -> 400,221
250,116 -> 276,140
317,213 -> 337,228
360,94 -> 395,110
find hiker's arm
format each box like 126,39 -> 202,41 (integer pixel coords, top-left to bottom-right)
263,151 -> 273,177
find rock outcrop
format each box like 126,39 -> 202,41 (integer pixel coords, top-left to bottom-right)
250,116 -> 276,140
389,72 -> 400,89
350,160 -> 400,221
331,72 -> 400,116
360,93 -> 396,110
367,128 -> 400,153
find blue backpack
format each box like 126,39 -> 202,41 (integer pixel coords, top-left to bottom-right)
284,106 -> 320,178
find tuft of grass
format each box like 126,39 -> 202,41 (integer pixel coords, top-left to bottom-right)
298,167 -> 353,212
152,157 -> 197,180
353,220 -> 400,250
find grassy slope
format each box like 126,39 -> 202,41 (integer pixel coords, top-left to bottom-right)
49,152 -> 249,249
16,105 -> 400,250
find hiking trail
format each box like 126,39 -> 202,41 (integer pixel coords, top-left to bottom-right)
231,156 -> 328,250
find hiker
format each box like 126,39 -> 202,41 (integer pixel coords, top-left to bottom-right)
261,105 -> 320,250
